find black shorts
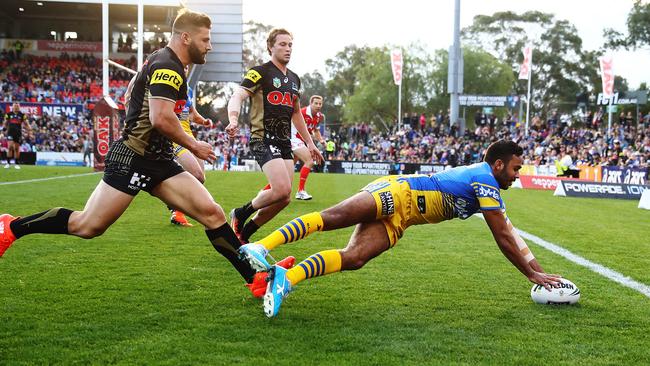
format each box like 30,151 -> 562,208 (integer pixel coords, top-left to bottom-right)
249,138 -> 293,168
102,140 -> 185,196
7,130 -> 21,144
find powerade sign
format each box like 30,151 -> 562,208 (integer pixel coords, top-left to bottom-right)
559,181 -> 647,200
0,102 -> 83,118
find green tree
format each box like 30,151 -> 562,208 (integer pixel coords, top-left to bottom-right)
243,21 -> 274,69
324,44 -> 438,131
429,47 -> 516,124
462,11 -> 600,113
196,21 -> 274,124
604,0 -> 650,50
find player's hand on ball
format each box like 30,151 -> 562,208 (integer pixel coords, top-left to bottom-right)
529,271 -> 562,291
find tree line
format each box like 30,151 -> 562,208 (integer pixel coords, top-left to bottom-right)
197,3 -> 649,130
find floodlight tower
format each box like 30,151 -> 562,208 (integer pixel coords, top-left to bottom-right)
448,0 -> 463,135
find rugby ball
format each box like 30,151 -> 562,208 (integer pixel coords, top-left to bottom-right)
531,279 -> 580,305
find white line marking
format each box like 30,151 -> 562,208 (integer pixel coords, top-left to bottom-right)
0,172 -> 100,186
515,229 -> 650,298
475,214 -> 650,298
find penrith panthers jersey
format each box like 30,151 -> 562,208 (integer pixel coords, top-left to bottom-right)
122,47 -> 187,161
240,61 -> 301,142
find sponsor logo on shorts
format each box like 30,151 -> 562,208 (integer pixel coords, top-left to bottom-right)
378,191 -> 395,216
417,195 -> 426,214
273,77 -> 281,88
128,172 -> 151,191
150,68 -> 183,91
245,69 -> 262,83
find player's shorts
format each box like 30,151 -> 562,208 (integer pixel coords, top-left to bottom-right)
291,137 -> 307,151
250,138 -> 293,168
103,140 -> 185,196
361,175 -> 431,246
7,130 -> 21,144
172,119 -> 194,158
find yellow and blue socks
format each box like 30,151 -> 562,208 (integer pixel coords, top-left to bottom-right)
286,249 -> 342,286
258,212 -> 324,250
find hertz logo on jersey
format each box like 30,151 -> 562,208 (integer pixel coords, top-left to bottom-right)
150,69 -> 183,91
244,69 -> 262,83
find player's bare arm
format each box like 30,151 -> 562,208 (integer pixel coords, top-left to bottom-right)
189,105 -> 212,127
149,98 -> 215,162
482,209 -> 561,289
225,87 -> 252,138
506,218 -> 547,273
312,127 -> 326,146
292,99 -> 323,164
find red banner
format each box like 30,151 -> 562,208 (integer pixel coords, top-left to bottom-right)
599,55 -> 614,98
519,175 -> 582,190
37,40 -> 102,52
518,46 -> 532,80
92,97 -> 120,172
390,49 -> 403,86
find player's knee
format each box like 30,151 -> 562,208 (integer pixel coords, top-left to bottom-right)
340,250 -> 368,270
270,185 -> 292,202
77,225 -> 107,239
201,203 -> 226,226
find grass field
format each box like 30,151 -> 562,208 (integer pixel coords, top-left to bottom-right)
1,166 -> 649,365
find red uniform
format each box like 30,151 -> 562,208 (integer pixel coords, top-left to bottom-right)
292,106 -> 323,142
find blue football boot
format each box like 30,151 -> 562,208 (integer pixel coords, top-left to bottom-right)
238,243 -> 271,272
263,265 -> 292,318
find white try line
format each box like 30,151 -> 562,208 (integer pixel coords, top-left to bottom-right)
0,172 -> 101,186
475,214 -> 650,299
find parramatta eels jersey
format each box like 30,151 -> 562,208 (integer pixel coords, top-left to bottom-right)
240,61 -> 301,141
404,162 -> 505,224
122,47 -> 187,160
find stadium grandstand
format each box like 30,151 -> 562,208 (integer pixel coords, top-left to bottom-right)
0,0 -> 648,182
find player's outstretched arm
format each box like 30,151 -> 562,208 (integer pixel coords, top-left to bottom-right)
505,217 -> 546,273
291,99 -> 323,164
225,87 -> 251,138
482,209 -> 561,289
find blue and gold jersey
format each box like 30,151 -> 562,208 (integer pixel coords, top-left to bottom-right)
362,162 -> 504,245
406,162 -> 504,222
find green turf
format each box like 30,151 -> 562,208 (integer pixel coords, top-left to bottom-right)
1,169 -> 649,365
0,165 -> 95,183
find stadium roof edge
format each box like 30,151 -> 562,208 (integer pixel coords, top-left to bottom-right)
33,0 -> 182,6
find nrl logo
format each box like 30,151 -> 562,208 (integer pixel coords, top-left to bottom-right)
273,77 -> 281,88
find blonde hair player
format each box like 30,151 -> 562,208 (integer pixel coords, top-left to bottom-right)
1,9 -> 269,297
226,28 -> 323,244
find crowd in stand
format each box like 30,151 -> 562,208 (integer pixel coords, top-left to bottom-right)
0,51 -> 135,106
1,53 -> 648,172
324,112 -> 650,170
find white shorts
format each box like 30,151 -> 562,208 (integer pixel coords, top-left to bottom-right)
291,137 -> 307,151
